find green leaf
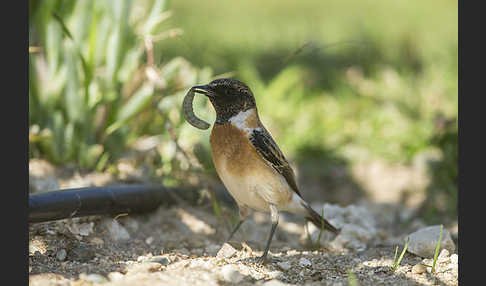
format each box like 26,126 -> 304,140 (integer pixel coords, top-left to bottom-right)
51,111 -> 65,163
106,83 -> 155,135
143,0 -> 168,36
64,41 -> 85,123
63,121 -> 76,161
105,0 -> 132,87
96,152 -> 110,172
52,13 -> 73,40
45,20 -> 63,87
79,143 -> 104,169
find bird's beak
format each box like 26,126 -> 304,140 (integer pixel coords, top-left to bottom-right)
191,85 -> 214,98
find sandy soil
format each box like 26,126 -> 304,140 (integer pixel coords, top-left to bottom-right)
29,205 -> 458,286
29,159 -> 458,285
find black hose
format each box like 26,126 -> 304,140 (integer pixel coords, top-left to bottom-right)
29,184 -> 236,223
28,185 -> 169,223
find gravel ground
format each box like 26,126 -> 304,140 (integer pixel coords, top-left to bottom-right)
29,206 -> 458,286
29,160 -> 458,285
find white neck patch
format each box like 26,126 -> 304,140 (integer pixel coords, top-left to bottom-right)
229,109 -> 261,133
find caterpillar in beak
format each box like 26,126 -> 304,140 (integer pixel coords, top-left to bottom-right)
182,87 -> 211,130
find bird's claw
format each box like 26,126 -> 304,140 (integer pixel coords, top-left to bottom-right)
254,254 -> 272,264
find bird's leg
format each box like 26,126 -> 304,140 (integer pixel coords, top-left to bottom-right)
226,219 -> 245,242
226,206 -> 248,242
259,204 -> 279,262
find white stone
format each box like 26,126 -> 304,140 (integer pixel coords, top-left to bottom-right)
438,249 -> 451,263
450,254 -> 458,265
67,222 -> 94,237
267,271 -> 282,279
106,219 -> 130,242
79,273 -> 108,283
299,257 -> 312,267
406,225 -> 455,258
263,279 -> 292,286
310,203 -> 377,251
220,264 -> 243,283
145,236 -> 154,245
217,243 -> 237,259
277,261 -> 292,271
108,272 -> 124,281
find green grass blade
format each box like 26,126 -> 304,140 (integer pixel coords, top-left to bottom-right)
431,225 -> 443,273
347,269 -> 359,286
392,246 -> 398,265
208,188 -> 222,219
392,237 -> 410,271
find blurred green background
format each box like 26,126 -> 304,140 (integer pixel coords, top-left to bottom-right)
29,0 -> 457,224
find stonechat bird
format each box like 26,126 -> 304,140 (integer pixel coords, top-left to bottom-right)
183,78 -> 339,261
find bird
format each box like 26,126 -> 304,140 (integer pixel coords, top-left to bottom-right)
187,78 -> 340,261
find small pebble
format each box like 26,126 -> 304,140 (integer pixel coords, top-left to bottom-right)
79,273 -> 109,283
147,256 -> 170,265
299,257 -> 312,267
217,243 -> 237,259
68,222 -> 94,237
220,264 -> 243,283
145,236 -> 154,245
127,262 -> 161,274
450,254 -> 458,264
56,249 -> 67,261
108,272 -> 124,281
106,220 -> 130,242
277,261 -> 292,271
263,280 -> 292,286
438,249 -> 450,263
29,239 -> 47,255
90,237 -> 104,246
412,264 -> 426,274
267,271 -> 282,279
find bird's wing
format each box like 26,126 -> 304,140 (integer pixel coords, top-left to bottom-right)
249,127 -> 302,197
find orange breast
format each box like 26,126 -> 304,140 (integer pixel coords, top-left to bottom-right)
210,123 -> 261,176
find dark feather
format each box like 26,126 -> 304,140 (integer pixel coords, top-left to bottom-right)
249,127 -> 302,197
301,202 -> 340,234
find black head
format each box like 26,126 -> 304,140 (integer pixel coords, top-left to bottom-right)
191,78 -> 256,123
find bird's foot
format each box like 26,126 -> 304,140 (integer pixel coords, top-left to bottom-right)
254,254 -> 273,264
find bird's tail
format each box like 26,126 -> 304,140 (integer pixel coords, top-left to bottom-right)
301,202 -> 340,235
